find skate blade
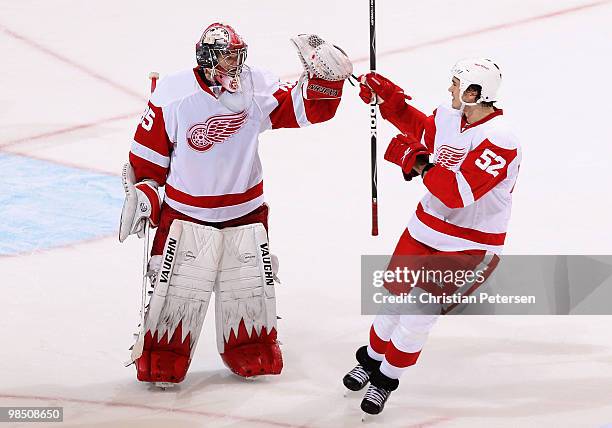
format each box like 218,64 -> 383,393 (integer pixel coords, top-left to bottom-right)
361,412 -> 368,422
231,374 -> 258,381
242,376 -> 256,382
343,387 -> 357,398
343,384 -> 366,397
154,382 -> 177,389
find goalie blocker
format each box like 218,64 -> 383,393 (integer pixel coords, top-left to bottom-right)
132,218 -> 282,383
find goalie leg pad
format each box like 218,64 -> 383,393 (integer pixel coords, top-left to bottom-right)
135,220 -> 223,383
215,223 -> 282,377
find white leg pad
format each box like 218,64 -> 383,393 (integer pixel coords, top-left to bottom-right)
144,220 -> 223,355
215,223 -> 278,353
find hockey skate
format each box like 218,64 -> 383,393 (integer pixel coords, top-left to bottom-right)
360,369 -> 399,416
342,346 -> 381,392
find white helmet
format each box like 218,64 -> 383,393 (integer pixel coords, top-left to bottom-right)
451,58 -> 502,105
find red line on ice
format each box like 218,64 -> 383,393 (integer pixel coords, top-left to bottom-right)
0,24 -> 145,102
403,416 -> 454,428
3,0 -> 609,170
0,393 -> 311,428
0,3 -> 604,422
0,149 -> 119,177
351,0 -> 612,63
0,111 -> 139,149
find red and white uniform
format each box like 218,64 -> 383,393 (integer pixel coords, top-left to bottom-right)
381,101 -> 521,254
130,66 -> 342,223
365,101 -> 521,380
129,65 -> 342,382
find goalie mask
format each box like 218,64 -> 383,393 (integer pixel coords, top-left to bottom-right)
196,23 -> 248,93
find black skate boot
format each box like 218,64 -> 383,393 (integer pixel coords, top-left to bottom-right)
360,369 -> 399,415
343,346 -> 381,391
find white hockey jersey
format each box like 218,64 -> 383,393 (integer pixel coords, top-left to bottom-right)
381,102 -> 521,254
130,66 -> 343,222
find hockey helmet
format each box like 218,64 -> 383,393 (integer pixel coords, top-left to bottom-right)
451,58 -> 502,105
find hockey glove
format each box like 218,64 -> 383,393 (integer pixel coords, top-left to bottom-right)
403,170 -> 420,182
358,72 -> 412,110
291,34 -> 353,82
119,162 -> 161,243
384,134 -> 429,175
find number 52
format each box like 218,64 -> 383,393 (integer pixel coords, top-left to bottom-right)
475,149 -> 506,177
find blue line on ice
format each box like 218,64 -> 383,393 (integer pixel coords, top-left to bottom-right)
0,153 -> 123,255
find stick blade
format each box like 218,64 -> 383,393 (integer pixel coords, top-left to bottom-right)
128,334 -> 145,364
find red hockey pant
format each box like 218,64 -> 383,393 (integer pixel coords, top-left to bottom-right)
367,228 -> 492,380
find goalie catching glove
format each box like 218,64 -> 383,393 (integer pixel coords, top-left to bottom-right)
291,34 -> 352,101
291,34 -> 353,82
119,162 -> 161,242
384,134 -> 429,177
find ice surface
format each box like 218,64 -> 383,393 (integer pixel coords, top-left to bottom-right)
1,0 -> 612,426
0,153 -> 123,255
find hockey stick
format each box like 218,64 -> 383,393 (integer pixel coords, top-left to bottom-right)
127,72 -> 159,366
149,71 -> 159,95
128,222 -> 149,364
369,0 -> 379,236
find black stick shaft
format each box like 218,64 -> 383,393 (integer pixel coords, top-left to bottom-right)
369,0 -> 379,236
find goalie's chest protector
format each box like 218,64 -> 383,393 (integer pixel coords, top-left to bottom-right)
160,70 -> 268,222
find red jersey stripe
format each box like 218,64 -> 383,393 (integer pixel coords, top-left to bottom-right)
165,181 -> 264,208
415,203 -> 506,246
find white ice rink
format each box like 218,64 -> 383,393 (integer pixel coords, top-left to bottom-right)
2,0 -> 612,426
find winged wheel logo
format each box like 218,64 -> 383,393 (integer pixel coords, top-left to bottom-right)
435,145 -> 467,168
187,110 -> 248,152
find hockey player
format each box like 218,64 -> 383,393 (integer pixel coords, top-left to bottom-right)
118,23 -> 352,385
343,59 -> 521,415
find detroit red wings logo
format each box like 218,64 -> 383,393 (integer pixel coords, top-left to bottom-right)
435,145 -> 467,168
187,110 -> 249,152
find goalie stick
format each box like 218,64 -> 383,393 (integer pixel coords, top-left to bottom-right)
126,72 -> 158,366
